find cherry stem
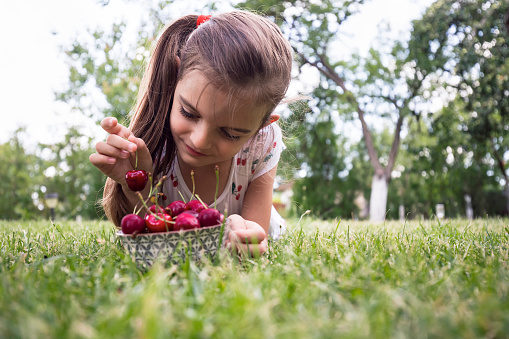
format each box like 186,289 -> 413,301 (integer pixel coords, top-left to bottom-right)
154,175 -> 167,211
194,195 -> 208,209
132,204 -> 141,215
178,190 -> 187,203
147,172 -> 154,196
135,186 -> 174,224
190,170 -> 196,200
214,165 -> 219,210
134,149 -> 138,170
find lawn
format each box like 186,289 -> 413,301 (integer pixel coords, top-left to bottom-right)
0,217 -> 508,338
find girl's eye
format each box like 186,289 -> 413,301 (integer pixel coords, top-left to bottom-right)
180,107 -> 197,120
222,129 -> 241,141
180,106 -> 241,141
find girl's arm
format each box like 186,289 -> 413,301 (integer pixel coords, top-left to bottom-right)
90,117 -> 153,225
241,166 -> 277,234
227,166 -> 278,256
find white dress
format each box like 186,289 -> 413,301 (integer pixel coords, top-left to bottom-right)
162,123 -> 287,240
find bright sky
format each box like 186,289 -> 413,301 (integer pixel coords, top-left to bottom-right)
0,0 -> 434,149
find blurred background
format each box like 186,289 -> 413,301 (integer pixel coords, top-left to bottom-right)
0,0 -> 507,222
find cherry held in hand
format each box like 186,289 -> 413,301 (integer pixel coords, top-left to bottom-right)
125,149 -> 149,191
126,170 -> 148,191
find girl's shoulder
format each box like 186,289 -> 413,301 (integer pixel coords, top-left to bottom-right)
236,123 -> 284,180
244,123 -> 282,152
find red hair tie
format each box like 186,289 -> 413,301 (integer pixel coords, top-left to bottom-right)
196,15 -> 211,28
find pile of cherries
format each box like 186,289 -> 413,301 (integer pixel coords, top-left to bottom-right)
121,199 -> 224,235
121,168 -> 223,235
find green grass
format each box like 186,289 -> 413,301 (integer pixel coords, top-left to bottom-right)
0,217 -> 508,338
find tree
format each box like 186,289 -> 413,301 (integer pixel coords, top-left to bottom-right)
0,129 -> 44,219
409,0 -> 509,215
388,99 -> 505,219
238,0 -> 442,221
58,1 -> 221,124
57,22 -> 152,124
284,101 -> 355,219
38,127 -> 106,219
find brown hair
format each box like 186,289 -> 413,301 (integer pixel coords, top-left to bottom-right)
102,11 -> 293,225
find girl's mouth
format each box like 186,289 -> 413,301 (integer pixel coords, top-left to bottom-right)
185,144 -> 207,157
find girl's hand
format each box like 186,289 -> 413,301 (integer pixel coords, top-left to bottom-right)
225,214 -> 268,257
89,117 -> 152,189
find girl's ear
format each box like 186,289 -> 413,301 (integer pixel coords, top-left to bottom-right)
263,114 -> 280,128
176,56 -> 181,68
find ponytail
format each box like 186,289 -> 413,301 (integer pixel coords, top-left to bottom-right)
131,15 -> 198,177
102,15 -> 198,226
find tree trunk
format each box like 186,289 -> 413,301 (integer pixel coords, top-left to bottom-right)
297,51 -> 405,222
369,172 -> 389,222
491,141 -> 509,216
464,194 -> 474,220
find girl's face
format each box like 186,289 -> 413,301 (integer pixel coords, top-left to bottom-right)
170,71 -> 266,169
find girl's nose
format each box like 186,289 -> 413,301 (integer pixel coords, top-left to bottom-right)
190,123 -> 212,150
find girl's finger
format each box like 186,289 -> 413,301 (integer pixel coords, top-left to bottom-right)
105,134 -> 138,153
127,135 -> 150,158
229,226 -> 266,244
89,152 -> 116,168
227,215 -> 266,244
101,117 -> 132,139
95,141 -> 131,159
232,239 -> 268,257
127,135 -> 153,170
225,214 -> 246,230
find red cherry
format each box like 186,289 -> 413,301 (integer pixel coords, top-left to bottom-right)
198,208 -> 223,227
165,200 -> 186,217
125,169 -> 149,191
174,213 -> 200,230
185,200 -> 206,213
180,210 -> 199,218
144,213 -> 173,233
148,205 -> 165,214
121,214 -> 146,234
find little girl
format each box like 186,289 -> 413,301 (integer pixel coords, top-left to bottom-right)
90,11 -> 293,255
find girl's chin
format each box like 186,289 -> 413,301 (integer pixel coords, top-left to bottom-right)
179,154 -> 232,170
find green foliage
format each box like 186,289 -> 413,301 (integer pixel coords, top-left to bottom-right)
240,0 -> 451,220
291,120 -> 349,217
409,0 -> 509,214
387,101 -> 505,219
57,22 -> 152,123
37,127 -> 106,220
0,129 -> 44,219
1,218 -> 508,338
